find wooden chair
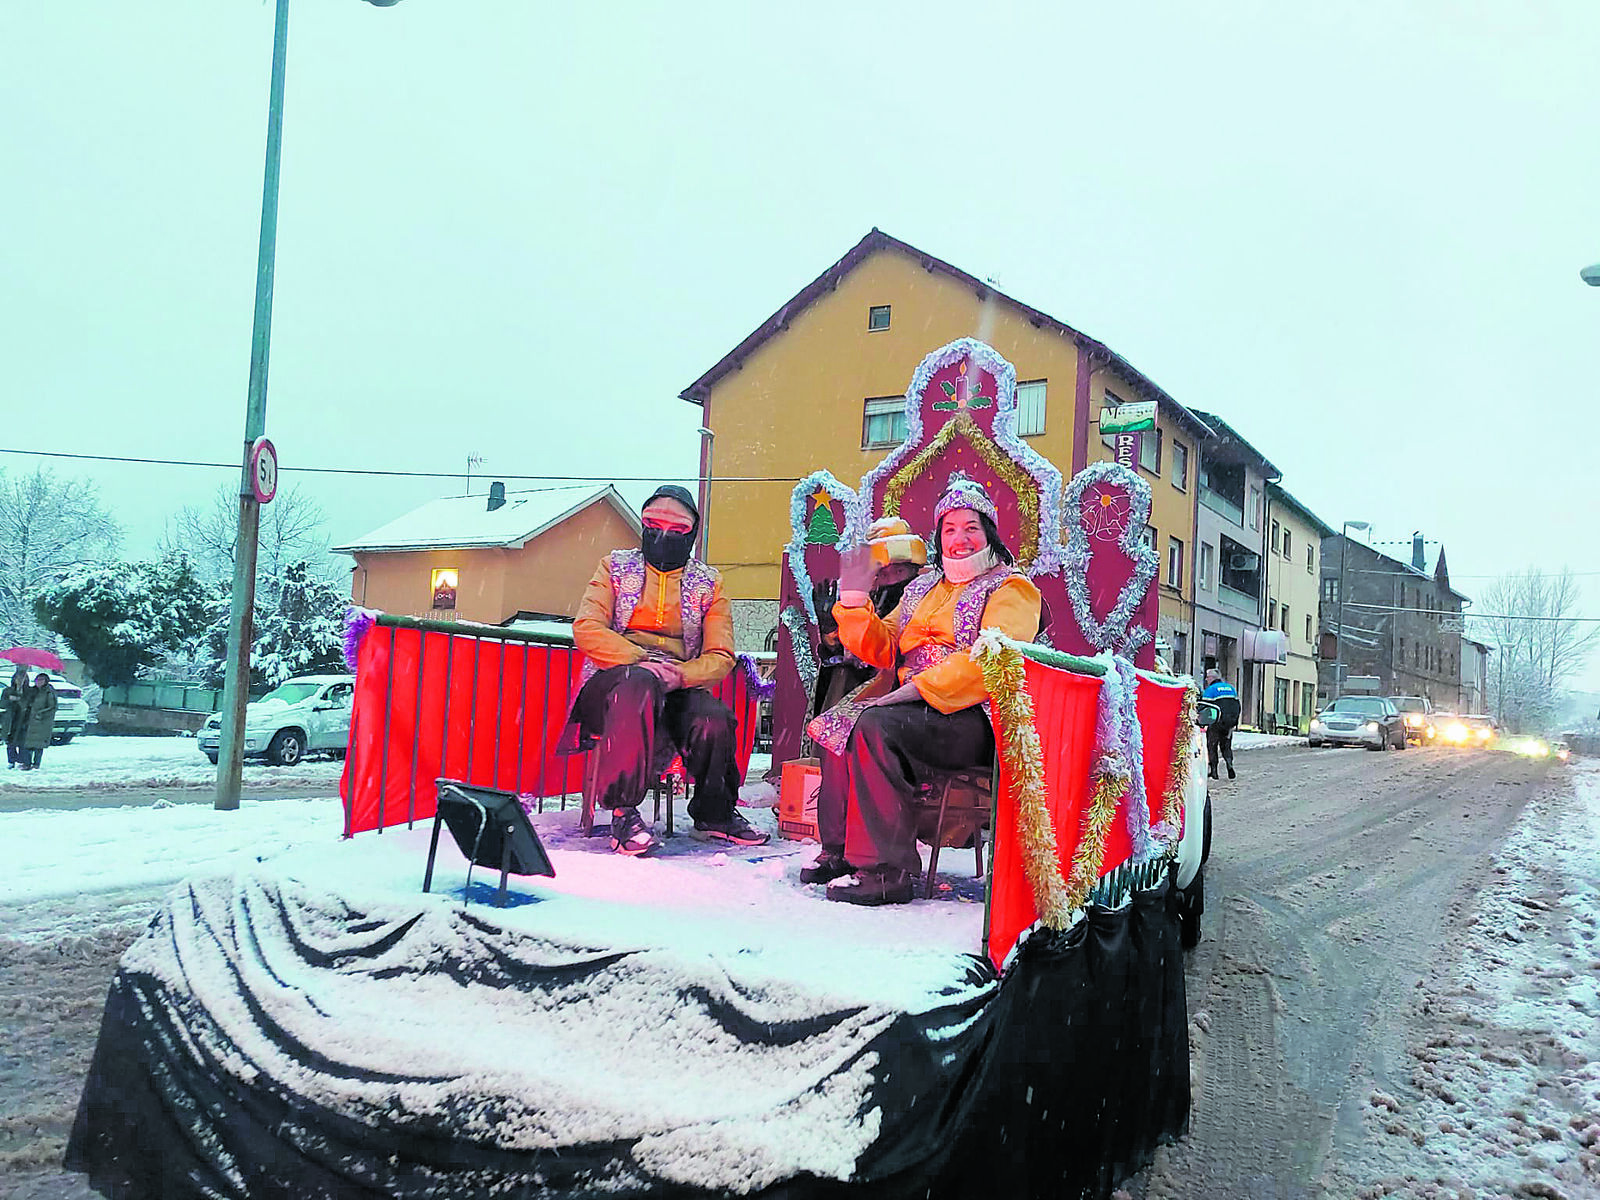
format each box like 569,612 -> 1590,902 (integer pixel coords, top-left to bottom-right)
913,763 -> 997,899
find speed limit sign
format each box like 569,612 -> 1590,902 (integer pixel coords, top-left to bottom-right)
249,436 -> 279,504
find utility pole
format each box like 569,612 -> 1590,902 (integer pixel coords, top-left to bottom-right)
216,0 -> 290,812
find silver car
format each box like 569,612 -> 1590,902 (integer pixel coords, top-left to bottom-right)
1308,696 -> 1407,750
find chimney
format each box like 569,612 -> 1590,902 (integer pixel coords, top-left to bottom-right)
487,481 -> 506,512
1411,532 -> 1425,571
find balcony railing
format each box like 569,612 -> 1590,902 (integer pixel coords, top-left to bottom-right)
1199,486 -> 1244,526
1217,582 -> 1260,618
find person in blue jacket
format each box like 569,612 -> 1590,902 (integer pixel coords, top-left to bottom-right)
1202,668 -> 1241,780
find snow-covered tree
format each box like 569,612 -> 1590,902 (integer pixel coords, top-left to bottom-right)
0,466 -> 121,647
33,555 -> 210,687
199,562 -> 347,688
1475,567 -> 1600,734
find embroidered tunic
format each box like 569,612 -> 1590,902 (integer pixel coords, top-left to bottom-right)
833,568 -> 1041,714
573,549 -> 734,689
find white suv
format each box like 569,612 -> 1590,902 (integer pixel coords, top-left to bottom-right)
47,675 -> 91,744
198,674 -> 355,766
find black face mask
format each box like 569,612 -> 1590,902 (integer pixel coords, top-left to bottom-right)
642,526 -> 695,572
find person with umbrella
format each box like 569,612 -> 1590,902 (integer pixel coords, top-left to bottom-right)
18,671 -> 58,770
1,666 -> 28,768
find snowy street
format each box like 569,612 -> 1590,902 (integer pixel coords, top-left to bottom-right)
1,743 -> 1596,1198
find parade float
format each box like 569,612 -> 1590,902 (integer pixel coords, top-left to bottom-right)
66,338 -> 1211,1200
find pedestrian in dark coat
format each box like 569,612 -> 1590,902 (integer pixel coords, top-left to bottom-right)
1,666 -> 28,768
20,672 -> 58,770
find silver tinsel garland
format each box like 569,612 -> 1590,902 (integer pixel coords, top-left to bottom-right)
785,470 -> 861,625
778,603 -> 818,704
1061,462 -> 1159,657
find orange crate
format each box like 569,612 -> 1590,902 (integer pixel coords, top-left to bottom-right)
777,758 -> 822,842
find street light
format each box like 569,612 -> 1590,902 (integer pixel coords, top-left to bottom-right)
216,0 -> 401,812
695,426 -> 715,561
1582,263 -> 1600,287
1332,519 -> 1370,700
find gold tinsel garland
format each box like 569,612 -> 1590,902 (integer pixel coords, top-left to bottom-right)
978,640 -> 1129,926
1159,685 -> 1198,836
882,413 -> 1041,565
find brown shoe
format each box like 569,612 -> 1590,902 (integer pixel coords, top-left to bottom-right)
826,867 -> 914,906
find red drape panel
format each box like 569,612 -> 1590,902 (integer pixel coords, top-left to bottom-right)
987,660 -> 1101,970
341,624 -> 760,836
986,661 -> 1190,969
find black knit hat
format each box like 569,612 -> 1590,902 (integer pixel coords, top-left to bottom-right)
642,484 -> 699,527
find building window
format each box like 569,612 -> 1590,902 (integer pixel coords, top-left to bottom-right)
862,396 -> 906,448
1306,545 -> 1315,574
1282,529 -> 1292,559
1140,428 -> 1161,473
1015,379 -> 1047,437
1140,524 -> 1157,554
1171,440 -> 1188,491
1268,599 -> 1278,627
1281,604 -> 1289,633
1167,537 -> 1184,589
1322,576 -> 1338,603
867,305 -> 891,331
1199,542 -> 1214,592
1173,631 -> 1188,673
1302,682 -> 1315,716
1271,520 -> 1280,553
1305,613 -> 1313,644
1399,636 -> 1405,662
430,568 -> 458,610
1249,486 -> 1261,529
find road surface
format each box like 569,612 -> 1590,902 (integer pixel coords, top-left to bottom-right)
2,745 -> 1587,1199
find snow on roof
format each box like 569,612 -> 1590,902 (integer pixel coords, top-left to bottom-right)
333,484 -> 641,554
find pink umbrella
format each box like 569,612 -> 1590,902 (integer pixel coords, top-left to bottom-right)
0,647 -> 64,672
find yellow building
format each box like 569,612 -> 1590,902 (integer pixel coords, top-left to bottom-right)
680,229 -> 1209,653
1262,484 -> 1333,731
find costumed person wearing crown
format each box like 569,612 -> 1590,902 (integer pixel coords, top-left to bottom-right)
810,474 -> 1042,905
563,484 -> 769,855
798,518 -> 926,885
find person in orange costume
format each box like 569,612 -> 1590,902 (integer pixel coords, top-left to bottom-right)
821,474 -> 1041,905
563,485 -> 767,855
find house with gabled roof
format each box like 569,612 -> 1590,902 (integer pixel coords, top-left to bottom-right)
679,227 -> 1212,653
334,483 -> 640,626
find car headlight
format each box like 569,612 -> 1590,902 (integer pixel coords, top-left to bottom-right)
1364,722 -> 1379,732
1309,720 -> 1323,732
1405,715 -> 1422,727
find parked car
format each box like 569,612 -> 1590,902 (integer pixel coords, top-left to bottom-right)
1552,739 -> 1571,763
197,674 -> 355,766
1388,695 -> 1436,746
1307,696 -> 1407,750
47,674 -> 91,744
1174,700 -> 1218,950
1438,713 -> 1497,748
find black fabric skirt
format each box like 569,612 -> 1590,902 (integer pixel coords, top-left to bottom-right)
66,876 -> 1188,1200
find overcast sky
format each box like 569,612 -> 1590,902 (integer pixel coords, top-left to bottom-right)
4,3 -> 1598,679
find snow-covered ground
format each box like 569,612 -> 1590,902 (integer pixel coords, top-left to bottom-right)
0,734 -> 344,791
1338,759 -> 1600,1196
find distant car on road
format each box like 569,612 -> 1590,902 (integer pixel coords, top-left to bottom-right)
1308,696 -> 1407,750
1388,696 -> 1436,746
197,674 -> 355,766
1552,739 -> 1571,763
1438,713 -> 1498,748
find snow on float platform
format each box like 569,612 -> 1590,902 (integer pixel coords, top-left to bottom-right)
64,804 -> 1025,1198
